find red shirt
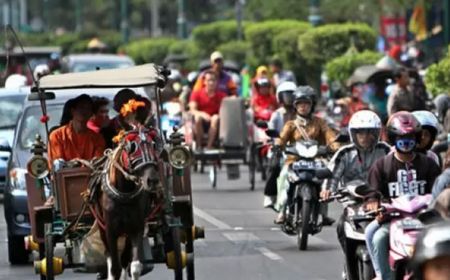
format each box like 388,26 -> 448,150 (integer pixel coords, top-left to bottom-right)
251,93 -> 278,121
190,88 -> 227,116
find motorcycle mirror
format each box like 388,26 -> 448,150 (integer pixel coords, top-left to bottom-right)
347,180 -> 373,198
266,129 -> 279,138
315,168 -> 332,179
256,120 -> 268,129
417,209 -> 444,225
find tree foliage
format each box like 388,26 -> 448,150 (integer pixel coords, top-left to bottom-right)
298,23 -> 377,67
325,51 -> 383,85
425,51 -> 450,97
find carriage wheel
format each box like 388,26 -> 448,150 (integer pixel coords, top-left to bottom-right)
44,223 -> 54,280
185,227 -> 195,280
171,227 -> 184,280
249,145 -> 256,191
209,165 -> 217,189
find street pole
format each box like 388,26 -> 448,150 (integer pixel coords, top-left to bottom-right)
150,0 -> 161,37
121,0 -> 129,43
75,0 -> 82,32
444,0 -> 450,46
236,0 -> 244,41
177,0 -> 187,39
308,0 -> 322,27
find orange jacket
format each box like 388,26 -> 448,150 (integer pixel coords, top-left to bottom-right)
48,122 -> 106,164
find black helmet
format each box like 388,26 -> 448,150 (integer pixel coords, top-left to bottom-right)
410,222 -> 450,279
293,86 -> 316,115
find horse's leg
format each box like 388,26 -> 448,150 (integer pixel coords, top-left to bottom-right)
120,237 -> 132,280
106,231 -> 122,280
130,232 -> 144,280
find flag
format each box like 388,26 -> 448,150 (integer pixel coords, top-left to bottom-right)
408,0 -> 427,41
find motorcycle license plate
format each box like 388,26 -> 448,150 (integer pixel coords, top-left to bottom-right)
400,218 -> 423,230
292,160 -> 324,170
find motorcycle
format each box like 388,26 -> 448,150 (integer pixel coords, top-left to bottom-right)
385,194 -> 432,279
323,180 -> 376,280
282,139 -> 333,250
352,194 -> 432,280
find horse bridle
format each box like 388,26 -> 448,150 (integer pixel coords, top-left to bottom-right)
102,127 -> 159,202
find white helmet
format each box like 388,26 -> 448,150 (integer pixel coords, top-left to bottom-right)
33,64 -> 50,80
5,74 -> 27,88
276,81 -> 296,104
412,110 -> 439,150
412,110 -> 439,131
348,110 -> 382,149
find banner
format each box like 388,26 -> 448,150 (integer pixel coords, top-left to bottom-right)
380,16 -> 407,45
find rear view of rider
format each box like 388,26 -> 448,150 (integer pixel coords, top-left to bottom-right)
263,81 -> 297,208
273,86 -> 339,224
365,111 -> 441,280
320,110 -> 390,280
410,222 -> 450,280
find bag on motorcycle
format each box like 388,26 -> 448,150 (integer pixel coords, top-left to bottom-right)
219,97 -> 248,148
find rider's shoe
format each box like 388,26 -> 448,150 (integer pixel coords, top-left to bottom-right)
263,196 -> 276,209
274,213 -> 285,224
322,216 -> 335,226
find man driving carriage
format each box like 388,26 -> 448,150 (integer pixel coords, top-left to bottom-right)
189,70 -> 227,150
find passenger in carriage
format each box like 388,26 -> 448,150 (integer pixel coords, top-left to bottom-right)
87,96 -> 110,133
189,70 -> 227,150
48,94 -> 105,166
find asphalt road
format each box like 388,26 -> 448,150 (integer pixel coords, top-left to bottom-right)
0,166 -> 344,280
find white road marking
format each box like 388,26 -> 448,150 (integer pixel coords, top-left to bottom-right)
234,227 -> 244,231
223,232 -> 261,243
255,247 -> 283,261
193,206 -> 232,230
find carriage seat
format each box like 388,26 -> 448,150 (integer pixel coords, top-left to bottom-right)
219,97 -> 249,149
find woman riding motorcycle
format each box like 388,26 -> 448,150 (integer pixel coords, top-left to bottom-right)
263,81 -> 297,209
320,110 -> 391,280
273,86 -> 340,224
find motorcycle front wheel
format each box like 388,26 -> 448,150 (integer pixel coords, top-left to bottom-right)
297,199 -> 310,250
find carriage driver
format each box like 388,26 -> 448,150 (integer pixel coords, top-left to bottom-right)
189,70 -> 227,150
48,94 -> 106,166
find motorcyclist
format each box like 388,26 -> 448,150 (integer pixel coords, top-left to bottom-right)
412,110 -> 440,165
263,81 -> 297,209
410,222 -> 450,280
273,86 -> 340,224
365,111 -> 441,280
320,110 -> 391,280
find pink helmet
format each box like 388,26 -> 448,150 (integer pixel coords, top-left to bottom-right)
386,111 -> 421,144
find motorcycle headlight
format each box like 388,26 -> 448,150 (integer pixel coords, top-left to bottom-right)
168,146 -> 191,169
9,168 -> 28,190
296,143 -> 318,159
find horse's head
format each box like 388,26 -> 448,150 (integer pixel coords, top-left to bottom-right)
119,126 -> 160,189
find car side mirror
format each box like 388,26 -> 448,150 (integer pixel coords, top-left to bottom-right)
0,138 -> 11,153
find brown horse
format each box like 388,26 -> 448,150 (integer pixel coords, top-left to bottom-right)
98,126 -> 162,280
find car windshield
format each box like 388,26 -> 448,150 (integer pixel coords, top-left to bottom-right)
72,61 -> 134,72
0,94 -> 26,128
19,105 -> 63,150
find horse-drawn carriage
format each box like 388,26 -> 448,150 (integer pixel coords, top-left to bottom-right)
23,64 -> 203,280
